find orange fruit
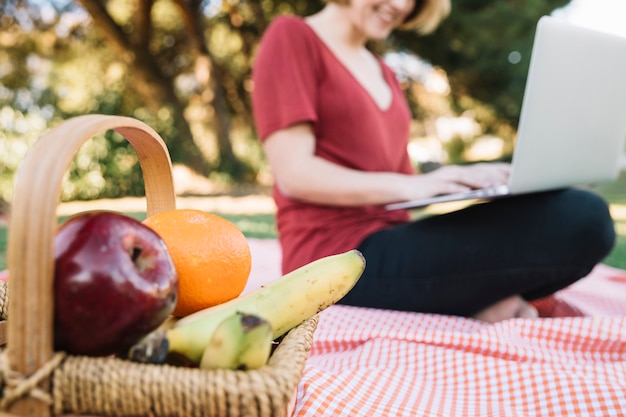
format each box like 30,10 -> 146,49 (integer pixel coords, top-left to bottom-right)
143,209 -> 251,317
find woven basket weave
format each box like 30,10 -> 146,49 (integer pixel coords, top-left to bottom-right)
0,115 -> 317,417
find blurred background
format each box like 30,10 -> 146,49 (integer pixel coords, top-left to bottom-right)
1,0 -> 626,269
4,0 -> 625,201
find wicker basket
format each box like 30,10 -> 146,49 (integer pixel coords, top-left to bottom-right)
0,115 -> 317,417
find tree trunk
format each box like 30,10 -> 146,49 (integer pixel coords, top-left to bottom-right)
173,0 -> 252,180
77,0 -> 211,175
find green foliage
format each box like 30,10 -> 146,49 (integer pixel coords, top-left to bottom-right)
63,131 -> 146,200
0,109 -> 48,202
394,0 -> 571,130
0,0 -> 188,200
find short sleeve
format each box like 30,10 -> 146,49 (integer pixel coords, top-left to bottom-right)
251,16 -> 320,141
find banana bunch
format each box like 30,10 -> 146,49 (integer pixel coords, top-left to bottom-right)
126,249 -> 365,367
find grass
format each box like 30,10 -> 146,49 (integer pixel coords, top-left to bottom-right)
586,173 -> 626,269
1,175 -> 626,271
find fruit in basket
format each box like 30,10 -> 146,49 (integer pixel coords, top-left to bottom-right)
199,312 -> 273,370
143,209 -> 251,317
54,211 -> 178,356
126,249 -> 366,365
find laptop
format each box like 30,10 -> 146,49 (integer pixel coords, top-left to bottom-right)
386,16 -> 626,211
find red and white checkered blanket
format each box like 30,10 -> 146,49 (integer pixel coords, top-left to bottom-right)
246,239 -> 626,416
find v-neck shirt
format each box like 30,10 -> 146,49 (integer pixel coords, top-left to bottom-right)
252,15 -> 413,273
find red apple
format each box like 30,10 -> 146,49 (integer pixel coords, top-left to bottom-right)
54,211 -> 178,356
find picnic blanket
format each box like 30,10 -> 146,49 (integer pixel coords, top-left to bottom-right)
246,239 -> 626,417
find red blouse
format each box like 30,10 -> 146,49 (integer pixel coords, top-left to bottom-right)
252,16 -> 414,273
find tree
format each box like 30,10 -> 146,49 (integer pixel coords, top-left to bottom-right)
76,0 -> 244,178
72,0 -> 328,180
394,0 -> 571,132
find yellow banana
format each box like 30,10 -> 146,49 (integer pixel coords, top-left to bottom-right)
168,249 -> 365,364
125,249 -> 365,365
199,312 -> 273,370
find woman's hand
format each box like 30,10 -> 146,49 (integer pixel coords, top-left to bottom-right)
396,163 -> 510,202
432,163 -> 510,189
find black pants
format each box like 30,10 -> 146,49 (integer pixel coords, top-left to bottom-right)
340,188 -> 616,317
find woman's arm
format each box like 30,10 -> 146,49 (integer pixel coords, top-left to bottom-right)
263,123 -> 511,207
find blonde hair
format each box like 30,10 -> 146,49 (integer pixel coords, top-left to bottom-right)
323,0 -> 451,34
401,0 -> 451,34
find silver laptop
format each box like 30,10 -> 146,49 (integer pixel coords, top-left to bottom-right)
386,16 -> 626,211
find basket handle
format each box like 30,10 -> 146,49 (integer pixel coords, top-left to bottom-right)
6,115 -> 176,415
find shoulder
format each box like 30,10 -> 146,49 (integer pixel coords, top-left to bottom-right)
264,15 -> 311,39
257,15 -> 321,62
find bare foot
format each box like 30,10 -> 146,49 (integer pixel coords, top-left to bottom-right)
473,295 -> 538,323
